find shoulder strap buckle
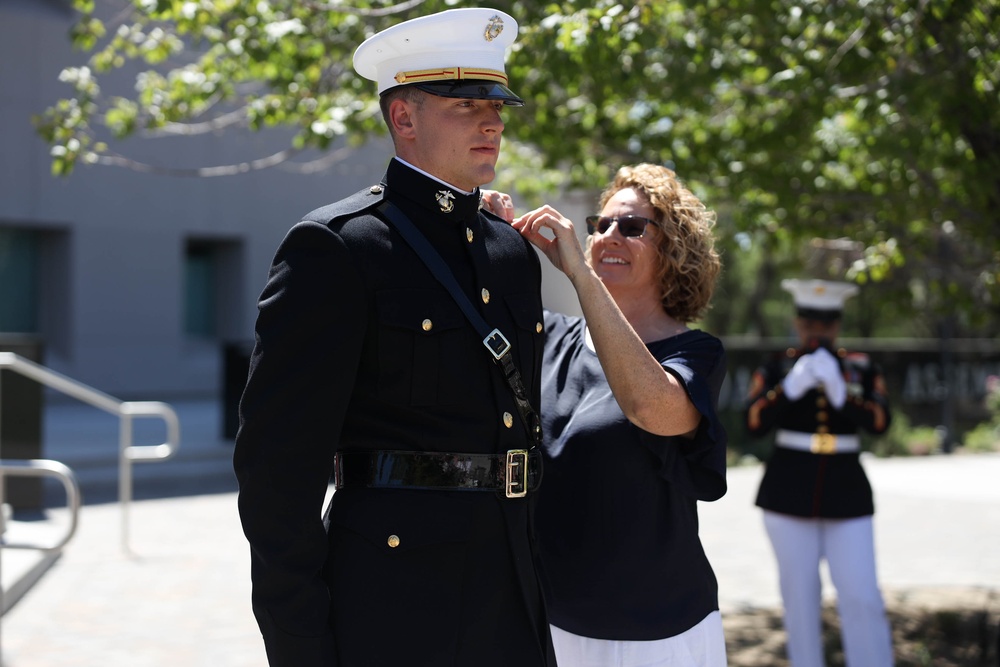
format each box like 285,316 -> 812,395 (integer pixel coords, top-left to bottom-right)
483,329 -> 512,360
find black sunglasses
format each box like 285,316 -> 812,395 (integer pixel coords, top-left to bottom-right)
585,215 -> 656,238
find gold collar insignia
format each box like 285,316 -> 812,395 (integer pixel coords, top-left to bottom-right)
436,190 -> 455,213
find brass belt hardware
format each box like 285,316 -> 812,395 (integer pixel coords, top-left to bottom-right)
776,429 -> 859,454
505,449 -> 528,498
811,433 -> 838,454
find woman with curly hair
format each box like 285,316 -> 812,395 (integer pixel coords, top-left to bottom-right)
485,163 -> 729,666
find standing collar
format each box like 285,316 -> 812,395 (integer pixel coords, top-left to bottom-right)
384,158 -> 483,221
392,157 -> 476,195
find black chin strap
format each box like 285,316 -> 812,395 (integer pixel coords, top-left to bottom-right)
377,200 -> 542,448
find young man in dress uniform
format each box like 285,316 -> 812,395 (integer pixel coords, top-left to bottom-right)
233,8 -> 554,666
744,279 -> 894,667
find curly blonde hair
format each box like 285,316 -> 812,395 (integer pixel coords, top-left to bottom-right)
594,163 -> 721,323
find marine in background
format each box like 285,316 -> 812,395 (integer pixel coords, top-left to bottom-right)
745,278 -> 894,667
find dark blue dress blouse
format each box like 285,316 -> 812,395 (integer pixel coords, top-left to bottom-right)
533,311 -> 728,641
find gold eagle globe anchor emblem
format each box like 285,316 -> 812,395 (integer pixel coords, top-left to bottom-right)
483,15 -> 504,42
436,190 -> 456,213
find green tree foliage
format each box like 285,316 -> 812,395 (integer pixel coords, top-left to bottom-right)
34,0 -> 1000,336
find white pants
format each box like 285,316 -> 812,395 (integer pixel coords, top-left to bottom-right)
550,611 -> 727,667
763,511 -> 893,667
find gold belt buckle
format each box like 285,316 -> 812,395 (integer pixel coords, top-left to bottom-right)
505,449 -> 528,498
811,433 -> 837,454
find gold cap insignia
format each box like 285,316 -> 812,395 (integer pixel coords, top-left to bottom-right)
484,15 -> 504,42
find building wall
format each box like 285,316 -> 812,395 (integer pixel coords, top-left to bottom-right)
0,1 -> 393,398
0,0 -> 582,400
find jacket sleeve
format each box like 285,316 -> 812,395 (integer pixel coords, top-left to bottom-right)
640,336 -> 729,502
839,358 -> 892,434
744,358 -> 790,437
233,221 -> 367,666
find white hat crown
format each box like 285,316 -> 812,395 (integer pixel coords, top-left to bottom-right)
781,279 -> 859,312
353,8 -> 519,98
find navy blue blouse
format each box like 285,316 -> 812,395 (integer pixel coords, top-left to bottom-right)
533,311 -> 728,640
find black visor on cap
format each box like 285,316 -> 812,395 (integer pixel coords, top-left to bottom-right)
412,79 -> 524,106
796,307 -> 842,322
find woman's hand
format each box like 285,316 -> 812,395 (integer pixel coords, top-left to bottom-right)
512,205 -> 591,283
479,189 -> 515,223
481,193 -> 592,284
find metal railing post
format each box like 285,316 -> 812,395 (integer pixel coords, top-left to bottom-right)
0,353 -> 181,659
0,353 -> 180,552
120,412 -> 133,555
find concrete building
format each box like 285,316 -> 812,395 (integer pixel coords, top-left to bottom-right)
0,1 -> 381,398
0,0 -> 583,402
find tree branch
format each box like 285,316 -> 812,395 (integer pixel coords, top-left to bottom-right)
833,74 -> 890,99
301,0 -> 429,18
827,18 -> 869,73
148,106 -> 250,136
277,145 -> 354,173
93,147 -> 303,176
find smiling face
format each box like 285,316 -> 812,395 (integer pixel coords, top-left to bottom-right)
588,187 -> 663,302
389,90 -> 505,191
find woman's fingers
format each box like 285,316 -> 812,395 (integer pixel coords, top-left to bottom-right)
513,207 -> 590,279
480,190 -> 515,222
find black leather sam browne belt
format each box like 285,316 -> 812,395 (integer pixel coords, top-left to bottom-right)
334,449 -> 542,498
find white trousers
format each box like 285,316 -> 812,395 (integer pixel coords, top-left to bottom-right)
763,511 -> 893,667
550,610 -> 727,667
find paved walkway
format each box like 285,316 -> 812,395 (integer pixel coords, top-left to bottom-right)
0,400 -> 998,666
700,451 -> 1000,611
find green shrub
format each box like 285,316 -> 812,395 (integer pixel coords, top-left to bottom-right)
962,422 -> 1000,452
960,375 -> 1000,453
871,412 -> 943,457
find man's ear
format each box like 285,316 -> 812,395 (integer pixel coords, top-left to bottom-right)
388,98 -> 417,140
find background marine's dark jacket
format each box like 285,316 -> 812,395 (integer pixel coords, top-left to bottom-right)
234,159 -> 551,666
745,346 -> 892,518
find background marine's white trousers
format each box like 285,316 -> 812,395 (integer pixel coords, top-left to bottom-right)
763,511 -> 893,667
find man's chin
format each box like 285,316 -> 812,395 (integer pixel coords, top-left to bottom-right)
473,166 -> 498,188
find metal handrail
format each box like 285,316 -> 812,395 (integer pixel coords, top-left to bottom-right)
0,460 -> 81,552
0,459 -> 81,660
0,352 -> 181,552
